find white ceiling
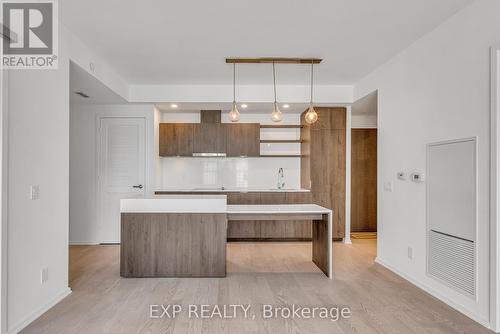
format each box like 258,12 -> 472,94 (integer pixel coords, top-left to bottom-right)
61,0 -> 472,86
352,90 -> 377,116
70,61 -> 126,104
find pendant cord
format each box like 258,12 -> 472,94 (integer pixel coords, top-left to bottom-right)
233,63 -> 236,103
310,61 -> 314,106
273,62 -> 277,104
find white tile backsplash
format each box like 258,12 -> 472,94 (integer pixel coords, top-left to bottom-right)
159,157 -> 301,190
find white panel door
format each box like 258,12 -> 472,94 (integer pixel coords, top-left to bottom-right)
427,138 -> 476,241
98,117 -> 145,243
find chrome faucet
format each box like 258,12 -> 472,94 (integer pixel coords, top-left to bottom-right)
277,168 -> 285,189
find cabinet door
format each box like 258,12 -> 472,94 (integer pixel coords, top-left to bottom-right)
193,123 -> 227,153
159,123 -> 194,156
226,124 -> 260,157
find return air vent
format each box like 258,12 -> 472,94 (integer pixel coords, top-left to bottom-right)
428,230 -> 475,297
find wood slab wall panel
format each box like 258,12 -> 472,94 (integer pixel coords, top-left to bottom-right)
301,107 -> 346,239
313,107 -> 346,130
159,123 -> 194,156
226,124 -> 260,157
351,129 -> 377,232
121,213 -> 227,277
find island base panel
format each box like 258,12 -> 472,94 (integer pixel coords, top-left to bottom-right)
120,213 -> 227,277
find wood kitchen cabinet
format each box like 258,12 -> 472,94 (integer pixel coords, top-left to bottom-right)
227,192 -> 312,240
226,123 -> 260,157
301,107 -> 346,239
193,123 -> 227,153
159,123 -> 194,156
227,193 -> 261,239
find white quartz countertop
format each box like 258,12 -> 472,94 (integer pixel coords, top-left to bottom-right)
121,195 -> 227,213
155,188 -> 311,193
227,204 -> 332,214
120,198 -> 332,215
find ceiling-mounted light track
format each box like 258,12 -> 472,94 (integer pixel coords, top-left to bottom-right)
226,57 -> 322,64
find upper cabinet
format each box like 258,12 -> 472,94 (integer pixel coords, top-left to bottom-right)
159,122 -> 260,157
159,123 -> 194,156
226,123 -> 260,157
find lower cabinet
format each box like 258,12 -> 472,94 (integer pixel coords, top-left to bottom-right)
227,192 -> 313,240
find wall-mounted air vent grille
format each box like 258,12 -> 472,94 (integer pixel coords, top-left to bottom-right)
428,230 -> 475,297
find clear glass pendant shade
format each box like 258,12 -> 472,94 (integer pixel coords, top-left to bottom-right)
228,102 -> 240,122
271,102 -> 283,122
304,105 -> 318,124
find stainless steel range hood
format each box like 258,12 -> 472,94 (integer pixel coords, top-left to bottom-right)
192,152 -> 226,157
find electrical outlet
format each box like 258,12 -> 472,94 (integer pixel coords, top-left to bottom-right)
407,247 -> 413,260
30,185 -> 39,200
40,267 -> 48,284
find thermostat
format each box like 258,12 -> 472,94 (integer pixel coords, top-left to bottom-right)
410,173 -> 425,183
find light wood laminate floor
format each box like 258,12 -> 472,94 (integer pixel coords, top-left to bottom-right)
20,240 -> 490,334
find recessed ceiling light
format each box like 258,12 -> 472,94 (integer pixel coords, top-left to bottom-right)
282,104 -> 290,109
171,104 -> 178,108
241,104 -> 248,108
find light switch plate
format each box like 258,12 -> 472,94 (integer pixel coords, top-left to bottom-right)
40,267 -> 48,284
30,185 -> 39,200
384,181 -> 393,192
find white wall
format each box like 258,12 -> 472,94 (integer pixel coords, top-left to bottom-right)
4,25 -> 71,334
69,104 -> 155,245
354,0 -> 500,328
351,114 -> 377,128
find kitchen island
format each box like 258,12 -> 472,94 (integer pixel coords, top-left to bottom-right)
120,195 -> 332,278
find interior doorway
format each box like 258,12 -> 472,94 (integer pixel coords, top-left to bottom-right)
350,91 -> 378,240
97,117 -> 147,244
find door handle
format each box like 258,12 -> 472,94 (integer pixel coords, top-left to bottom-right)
132,184 -> 143,189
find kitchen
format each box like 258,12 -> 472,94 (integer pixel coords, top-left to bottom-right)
69,59 -> 357,279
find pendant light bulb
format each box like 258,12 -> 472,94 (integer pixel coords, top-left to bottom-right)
228,63 -> 240,122
271,102 -> 283,122
305,104 -> 318,124
229,101 -> 240,122
305,61 -> 319,124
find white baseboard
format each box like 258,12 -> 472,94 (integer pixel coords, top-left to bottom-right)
374,257 -> 491,330
7,287 -> 72,334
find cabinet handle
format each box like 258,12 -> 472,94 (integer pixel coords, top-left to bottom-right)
133,184 -> 143,189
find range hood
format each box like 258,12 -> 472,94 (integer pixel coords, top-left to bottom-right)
192,110 -> 227,157
193,152 -> 226,157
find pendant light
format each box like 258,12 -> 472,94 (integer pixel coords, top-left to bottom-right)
228,63 -> 240,122
270,62 -> 283,122
304,61 -> 318,124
